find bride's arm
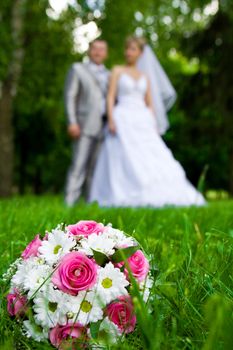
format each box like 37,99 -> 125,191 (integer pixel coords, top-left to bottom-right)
145,77 -> 155,113
107,67 -> 121,134
145,77 -> 159,132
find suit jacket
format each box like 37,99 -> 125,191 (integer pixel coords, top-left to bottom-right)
64,63 -> 109,137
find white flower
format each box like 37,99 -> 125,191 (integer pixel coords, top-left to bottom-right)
11,257 -> 42,289
23,320 -> 48,342
139,276 -> 154,302
67,290 -> 103,326
79,232 -> 116,256
33,284 -> 69,328
38,229 -> 76,265
2,258 -> 22,282
104,227 -> 137,249
99,317 -> 121,343
23,264 -> 52,298
96,263 -> 129,304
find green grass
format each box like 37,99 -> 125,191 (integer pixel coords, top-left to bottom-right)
0,196 -> 233,349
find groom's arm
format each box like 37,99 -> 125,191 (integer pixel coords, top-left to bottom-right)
64,65 -> 81,139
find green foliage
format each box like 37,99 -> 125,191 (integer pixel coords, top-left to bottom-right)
12,1 -> 79,193
89,320 -> 102,339
203,294 -> 233,350
92,249 -> 109,266
100,0 -> 148,65
111,246 -> 138,263
0,196 -> 233,349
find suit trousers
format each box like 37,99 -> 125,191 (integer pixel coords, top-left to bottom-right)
65,134 -> 102,206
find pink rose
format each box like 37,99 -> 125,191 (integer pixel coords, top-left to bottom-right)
50,323 -> 87,349
67,220 -> 104,237
21,234 -> 42,260
7,289 -> 27,317
106,295 -> 136,334
114,261 -> 125,269
125,250 -> 149,282
52,252 -> 97,295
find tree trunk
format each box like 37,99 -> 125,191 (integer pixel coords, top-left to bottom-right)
0,0 -> 25,197
0,83 -> 14,196
230,149 -> 233,196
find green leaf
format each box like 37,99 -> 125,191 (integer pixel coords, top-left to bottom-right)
111,246 -> 138,263
92,250 -> 109,266
151,263 -> 160,279
90,320 -> 102,339
120,265 -> 125,273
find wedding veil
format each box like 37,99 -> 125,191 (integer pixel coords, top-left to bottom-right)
137,45 -> 177,135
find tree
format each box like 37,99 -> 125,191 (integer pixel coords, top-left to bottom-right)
180,9 -> 233,193
0,0 -> 26,196
0,0 -> 78,195
14,1 -> 79,194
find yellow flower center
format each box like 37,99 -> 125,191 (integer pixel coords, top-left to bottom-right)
80,300 -> 92,313
37,258 -> 45,264
101,277 -> 113,289
37,277 -> 44,284
53,245 -> 62,254
67,311 -> 74,319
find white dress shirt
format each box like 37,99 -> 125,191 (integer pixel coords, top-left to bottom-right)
87,61 -> 109,115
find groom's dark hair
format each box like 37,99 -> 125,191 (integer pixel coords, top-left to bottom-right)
89,38 -> 108,48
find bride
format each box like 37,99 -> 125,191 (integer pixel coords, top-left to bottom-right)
89,36 -> 205,207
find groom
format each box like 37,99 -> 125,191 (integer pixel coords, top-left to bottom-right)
64,39 -> 109,206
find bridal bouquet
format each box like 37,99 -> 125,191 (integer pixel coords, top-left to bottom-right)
5,221 -> 153,349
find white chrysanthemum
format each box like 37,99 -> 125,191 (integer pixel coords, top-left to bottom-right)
23,320 -> 48,342
33,284 -> 69,328
67,290 -> 103,326
2,258 -> 22,282
79,232 -> 116,256
11,257 -> 43,289
23,264 -> 52,298
139,276 -> 154,302
99,317 -> 121,343
96,263 -> 129,304
104,227 -> 137,249
38,229 -> 76,265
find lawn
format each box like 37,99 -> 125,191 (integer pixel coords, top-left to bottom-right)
0,196 -> 233,349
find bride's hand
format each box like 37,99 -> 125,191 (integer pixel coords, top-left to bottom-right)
108,120 -> 117,134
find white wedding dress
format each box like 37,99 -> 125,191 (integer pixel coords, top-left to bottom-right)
89,73 -> 205,207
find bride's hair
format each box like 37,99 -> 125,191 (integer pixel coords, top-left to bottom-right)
125,36 -> 146,51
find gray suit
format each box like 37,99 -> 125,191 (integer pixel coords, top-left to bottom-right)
64,62 -> 109,206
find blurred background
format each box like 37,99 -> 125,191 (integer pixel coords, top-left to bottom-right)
0,0 -> 232,198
